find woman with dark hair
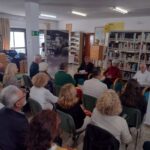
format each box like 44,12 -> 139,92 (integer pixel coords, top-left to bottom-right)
120,79 -> 147,119
26,110 -> 72,150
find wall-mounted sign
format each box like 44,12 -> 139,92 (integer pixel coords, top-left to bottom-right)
32,31 -> 39,36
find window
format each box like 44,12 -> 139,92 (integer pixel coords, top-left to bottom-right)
10,29 -> 26,54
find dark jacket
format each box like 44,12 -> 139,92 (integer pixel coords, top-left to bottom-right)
78,62 -> 94,74
56,103 -> 85,129
29,62 -> 39,78
120,94 -> 147,119
0,108 -> 29,150
83,124 -> 120,150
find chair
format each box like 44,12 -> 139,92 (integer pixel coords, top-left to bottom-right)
142,87 -> 150,102
83,124 -> 120,150
121,106 -> 142,150
54,84 -> 61,96
28,98 -> 42,116
57,110 -> 84,146
82,94 -> 97,112
22,75 -> 33,89
113,78 -> 126,95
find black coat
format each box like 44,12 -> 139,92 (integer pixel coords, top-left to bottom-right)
78,62 -> 94,74
0,108 -> 29,150
29,62 -> 39,78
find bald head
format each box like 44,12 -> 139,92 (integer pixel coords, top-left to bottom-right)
140,63 -> 147,73
34,54 -> 42,64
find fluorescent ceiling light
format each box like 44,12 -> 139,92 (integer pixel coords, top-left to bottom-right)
113,7 -> 128,14
72,11 -> 87,17
40,14 -> 56,18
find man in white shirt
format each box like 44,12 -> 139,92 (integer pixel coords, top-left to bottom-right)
133,63 -> 150,86
82,68 -> 108,99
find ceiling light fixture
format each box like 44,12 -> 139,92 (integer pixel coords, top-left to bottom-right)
113,7 -> 128,14
40,14 -> 56,18
72,11 -> 87,17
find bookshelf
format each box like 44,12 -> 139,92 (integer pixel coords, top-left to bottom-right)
68,32 -> 83,65
107,31 -> 150,80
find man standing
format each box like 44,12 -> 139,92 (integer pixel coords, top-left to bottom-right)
29,54 -> 42,78
133,63 -> 150,86
0,85 -> 29,150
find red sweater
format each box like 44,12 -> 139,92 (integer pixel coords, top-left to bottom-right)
104,66 -> 121,82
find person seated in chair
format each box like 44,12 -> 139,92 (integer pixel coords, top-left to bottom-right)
133,62 -> 150,87
91,89 -> 132,145
120,79 -> 147,120
103,59 -> 121,88
26,109 -> 73,150
54,62 -> 75,86
82,67 -> 107,99
30,72 -> 58,110
74,56 -> 94,85
56,84 -> 90,130
0,85 -> 29,150
29,54 -> 42,78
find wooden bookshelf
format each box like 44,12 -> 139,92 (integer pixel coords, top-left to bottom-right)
106,31 -> 150,80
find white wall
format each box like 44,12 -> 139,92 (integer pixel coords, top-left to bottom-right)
59,16 -> 150,32
0,13 -> 58,30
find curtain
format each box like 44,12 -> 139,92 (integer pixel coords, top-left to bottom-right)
0,18 -> 10,50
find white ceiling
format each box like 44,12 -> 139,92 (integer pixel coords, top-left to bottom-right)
0,0 -> 150,20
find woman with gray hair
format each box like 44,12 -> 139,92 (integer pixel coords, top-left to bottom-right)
91,89 -> 132,145
0,85 -> 29,150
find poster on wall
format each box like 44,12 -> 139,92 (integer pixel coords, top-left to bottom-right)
94,27 -> 105,45
46,30 -> 69,77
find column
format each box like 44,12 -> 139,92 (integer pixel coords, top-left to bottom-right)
25,1 -> 39,72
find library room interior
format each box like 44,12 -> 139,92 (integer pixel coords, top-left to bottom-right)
0,0 -> 150,150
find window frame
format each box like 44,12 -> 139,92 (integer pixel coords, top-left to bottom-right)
10,28 -> 27,54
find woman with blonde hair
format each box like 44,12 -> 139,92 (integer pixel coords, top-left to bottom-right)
3,63 -> 20,87
91,89 -> 132,145
30,72 -> 58,110
56,83 -> 90,130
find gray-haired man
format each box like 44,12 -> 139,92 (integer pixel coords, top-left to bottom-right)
0,85 -> 29,150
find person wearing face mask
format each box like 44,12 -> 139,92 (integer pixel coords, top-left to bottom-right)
0,85 -> 29,150
133,62 -> 150,87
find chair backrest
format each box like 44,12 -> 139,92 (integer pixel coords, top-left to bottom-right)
122,106 -> 142,128
28,98 -> 42,116
57,110 -> 76,134
22,75 -> 33,89
142,87 -> 150,102
82,94 -> 97,112
113,78 -> 126,94
83,124 -> 120,150
54,84 -> 61,96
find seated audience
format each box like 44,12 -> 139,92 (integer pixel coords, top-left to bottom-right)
120,79 -> 147,119
133,62 -> 150,86
0,85 -> 29,150
103,59 -> 121,88
30,72 -> 58,110
55,62 -> 75,86
56,84 -> 90,130
82,68 -> 107,99
3,63 -> 20,87
30,54 -> 42,78
0,63 -> 4,82
39,62 -> 55,94
74,56 -> 94,85
26,109 -> 72,150
91,89 -> 132,144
